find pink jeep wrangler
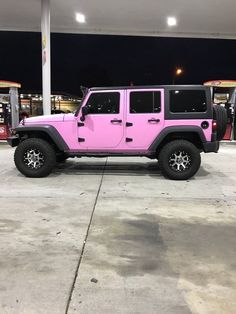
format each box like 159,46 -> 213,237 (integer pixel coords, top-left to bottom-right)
8,86 -> 227,180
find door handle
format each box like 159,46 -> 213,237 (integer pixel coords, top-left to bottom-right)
148,118 -> 160,123
111,119 -> 122,124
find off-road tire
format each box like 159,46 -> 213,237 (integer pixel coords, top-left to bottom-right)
159,140 -> 201,180
213,105 -> 227,141
14,138 -> 56,178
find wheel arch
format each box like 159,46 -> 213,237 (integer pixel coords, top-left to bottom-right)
15,125 -> 69,152
149,126 -> 206,156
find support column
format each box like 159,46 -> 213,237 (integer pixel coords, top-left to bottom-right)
41,0 -> 51,115
9,87 -> 19,129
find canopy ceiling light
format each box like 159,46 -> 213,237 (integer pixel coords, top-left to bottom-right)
167,17 -> 177,27
76,13 -> 86,24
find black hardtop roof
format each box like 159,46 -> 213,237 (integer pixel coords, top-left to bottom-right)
90,85 -> 208,91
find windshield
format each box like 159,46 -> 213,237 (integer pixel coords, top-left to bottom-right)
75,86 -> 89,116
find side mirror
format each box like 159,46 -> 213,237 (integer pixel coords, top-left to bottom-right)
80,106 -> 89,121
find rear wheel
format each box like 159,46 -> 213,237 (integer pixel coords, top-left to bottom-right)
158,140 -> 201,180
14,138 -> 56,177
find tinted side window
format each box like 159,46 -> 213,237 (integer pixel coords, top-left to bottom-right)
86,92 -> 120,114
130,91 -> 161,113
170,90 -> 207,113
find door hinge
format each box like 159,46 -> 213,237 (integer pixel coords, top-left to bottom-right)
126,138 -> 133,142
126,122 -> 133,127
78,138 -> 85,142
78,122 -> 84,127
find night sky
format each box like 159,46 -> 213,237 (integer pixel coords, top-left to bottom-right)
0,31 -> 236,96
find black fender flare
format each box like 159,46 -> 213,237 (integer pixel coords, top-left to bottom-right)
148,126 -> 206,152
15,125 -> 69,151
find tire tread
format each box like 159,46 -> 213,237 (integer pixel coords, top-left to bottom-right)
14,138 -> 56,177
159,140 -> 201,180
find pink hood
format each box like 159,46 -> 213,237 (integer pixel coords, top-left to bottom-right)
23,114 -> 66,124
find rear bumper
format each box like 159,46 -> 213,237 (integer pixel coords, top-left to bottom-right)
7,136 -> 20,147
203,141 -> 219,153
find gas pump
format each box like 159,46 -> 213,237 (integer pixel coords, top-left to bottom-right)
0,97 -> 11,140
0,80 -> 21,140
204,80 -> 236,140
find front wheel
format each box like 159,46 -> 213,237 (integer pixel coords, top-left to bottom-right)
158,140 -> 201,180
14,138 -> 56,178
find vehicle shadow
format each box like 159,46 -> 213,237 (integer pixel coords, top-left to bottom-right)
195,167 -> 210,177
52,159 -> 211,179
53,159 -> 162,177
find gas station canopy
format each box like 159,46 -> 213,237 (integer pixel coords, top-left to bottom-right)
1,0 -> 236,39
0,81 -> 21,89
204,80 -> 236,88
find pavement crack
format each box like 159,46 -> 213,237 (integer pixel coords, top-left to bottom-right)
65,158 -> 107,314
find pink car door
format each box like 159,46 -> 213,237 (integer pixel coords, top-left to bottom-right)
78,90 -> 125,149
125,89 -> 164,149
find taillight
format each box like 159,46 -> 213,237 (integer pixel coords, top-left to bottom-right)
212,120 -> 217,131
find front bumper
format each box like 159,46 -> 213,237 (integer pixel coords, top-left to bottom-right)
203,141 -> 219,153
7,136 -> 20,147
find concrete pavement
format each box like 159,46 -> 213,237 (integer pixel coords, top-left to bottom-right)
0,143 -> 236,313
